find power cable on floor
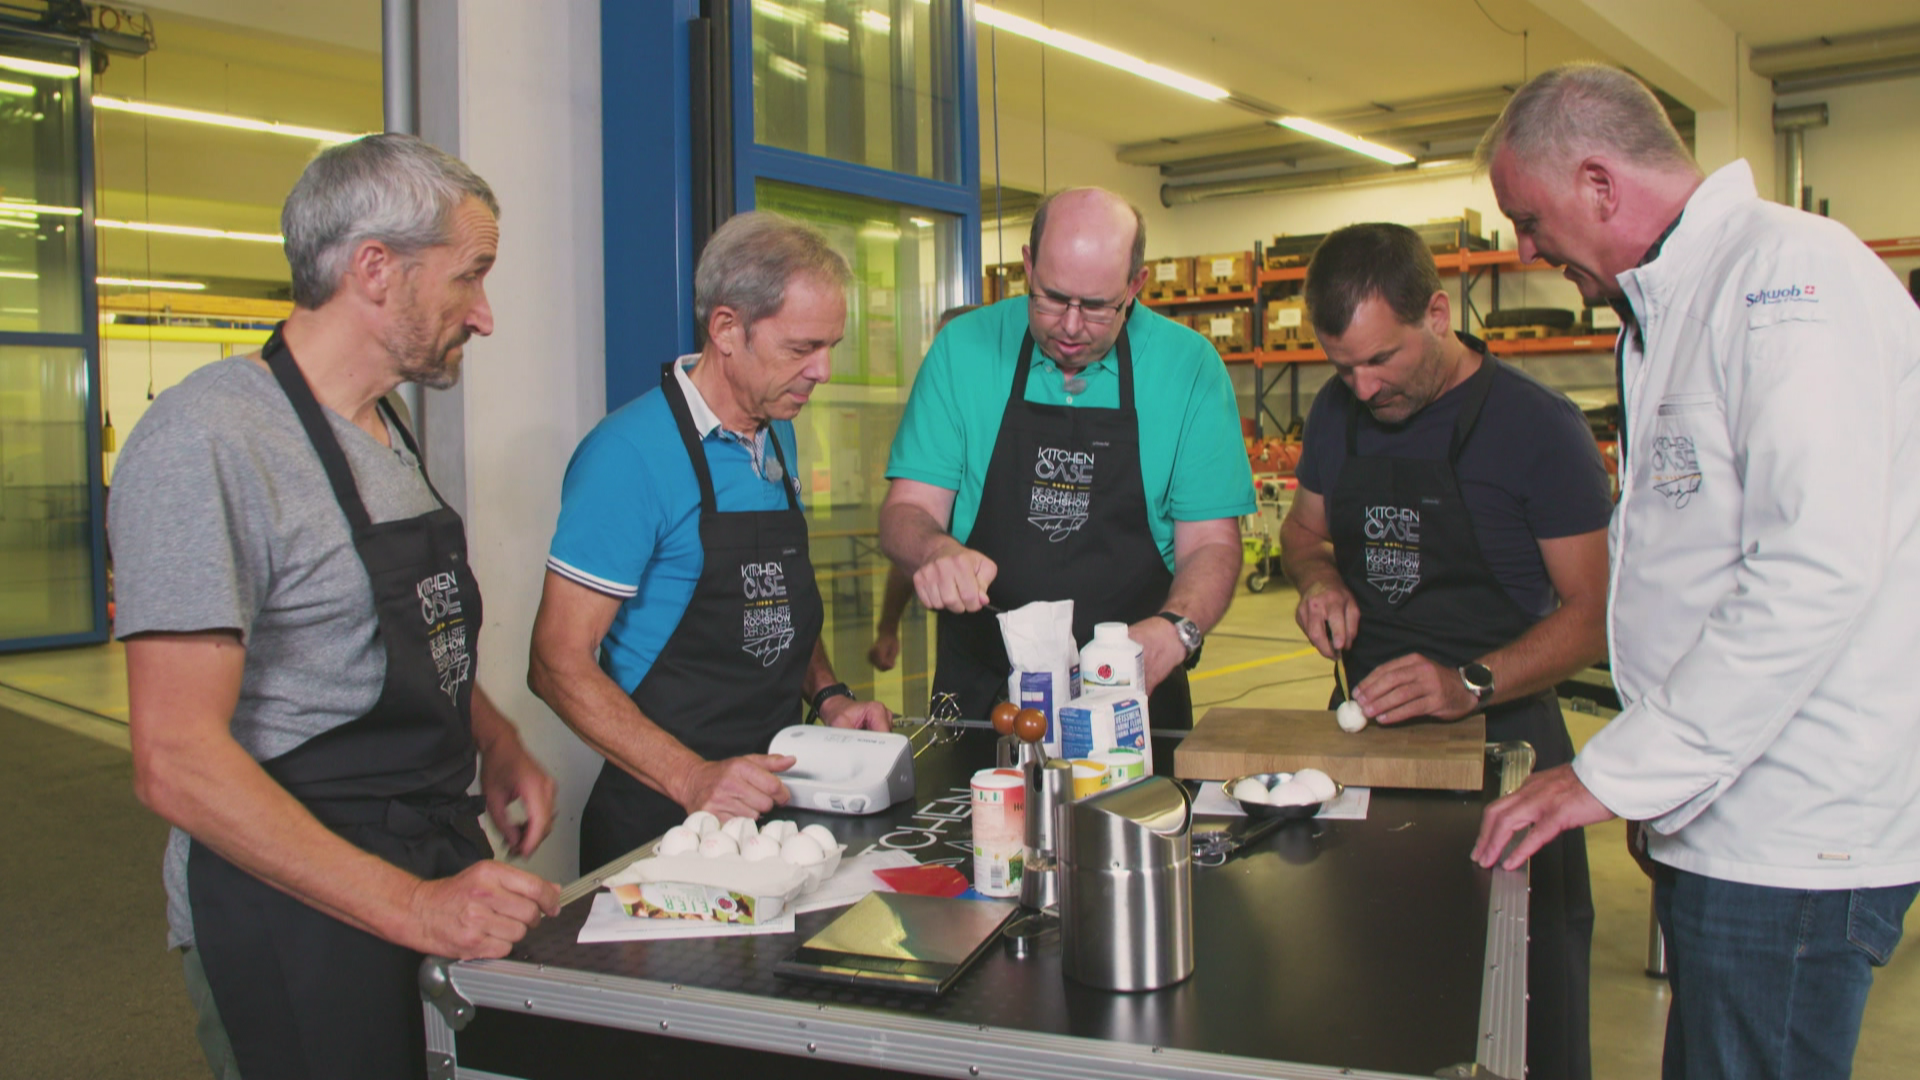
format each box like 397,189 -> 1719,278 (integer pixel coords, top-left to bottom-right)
1194,671 -> 1333,709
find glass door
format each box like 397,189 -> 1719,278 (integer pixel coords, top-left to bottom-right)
0,31 -> 106,650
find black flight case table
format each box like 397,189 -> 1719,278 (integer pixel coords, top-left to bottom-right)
421,723 -> 1534,1080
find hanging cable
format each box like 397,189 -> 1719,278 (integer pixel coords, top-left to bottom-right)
1039,0 -> 1047,193
991,23 -> 1003,269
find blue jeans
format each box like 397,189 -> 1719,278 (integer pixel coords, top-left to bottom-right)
1654,866 -> 1919,1080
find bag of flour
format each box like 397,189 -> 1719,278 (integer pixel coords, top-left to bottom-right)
998,600 -> 1080,755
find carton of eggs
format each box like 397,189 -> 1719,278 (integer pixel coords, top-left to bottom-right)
649,813 -> 842,889
683,811 -> 721,837
698,833 -> 739,858
741,834 -> 783,862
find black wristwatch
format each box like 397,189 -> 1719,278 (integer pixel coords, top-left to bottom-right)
1156,611 -> 1205,670
809,682 -> 855,719
1459,662 -> 1495,704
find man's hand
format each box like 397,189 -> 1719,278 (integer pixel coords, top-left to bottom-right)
402,860 -> 561,960
1472,764 -> 1616,870
478,731 -> 557,858
868,631 -> 901,672
820,696 -> 894,732
912,541 -> 999,613
1128,617 -> 1187,691
677,754 -> 795,819
1352,653 -> 1479,725
1294,580 -> 1360,659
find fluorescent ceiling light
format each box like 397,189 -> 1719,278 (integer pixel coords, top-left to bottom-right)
0,55 -> 80,79
0,269 -> 37,281
99,218 -> 283,244
819,23 -> 849,43
753,0 -> 805,25
98,276 -> 207,290
1275,117 -> 1415,166
976,7 -> 1228,101
860,10 -> 891,34
94,96 -> 359,144
0,79 -> 33,96
909,216 -> 934,228
0,201 -> 83,217
769,56 -> 807,81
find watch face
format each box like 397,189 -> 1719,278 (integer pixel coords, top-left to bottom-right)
1462,663 -> 1494,691
1177,620 -> 1202,649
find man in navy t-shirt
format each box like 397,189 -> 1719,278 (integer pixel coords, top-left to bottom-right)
1279,223 -> 1612,1080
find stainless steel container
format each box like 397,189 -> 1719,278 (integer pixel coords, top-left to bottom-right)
1057,775 -> 1193,991
1019,758 -> 1073,912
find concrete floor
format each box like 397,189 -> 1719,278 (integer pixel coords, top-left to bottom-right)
4,581 -> 1916,1078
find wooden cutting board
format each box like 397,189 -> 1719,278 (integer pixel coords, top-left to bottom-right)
1173,707 -> 1486,791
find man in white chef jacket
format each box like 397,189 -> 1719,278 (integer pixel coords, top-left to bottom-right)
1472,62 -> 1920,1080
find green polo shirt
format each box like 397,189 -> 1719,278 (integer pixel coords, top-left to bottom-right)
886,297 -> 1256,571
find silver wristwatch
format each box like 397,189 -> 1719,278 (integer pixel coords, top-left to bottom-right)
1459,661 -> 1495,703
1156,611 -> 1203,656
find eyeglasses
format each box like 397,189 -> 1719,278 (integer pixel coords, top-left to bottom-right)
1027,284 -> 1132,326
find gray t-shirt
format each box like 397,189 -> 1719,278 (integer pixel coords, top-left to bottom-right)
110,358 -> 442,948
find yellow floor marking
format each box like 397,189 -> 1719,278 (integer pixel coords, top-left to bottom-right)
1189,646 -> 1322,682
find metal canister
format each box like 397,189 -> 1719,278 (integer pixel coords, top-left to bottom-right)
1019,757 -> 1073,912
1057,775 -> 1193,991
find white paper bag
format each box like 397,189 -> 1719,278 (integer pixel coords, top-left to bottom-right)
998,599 -> 1080,755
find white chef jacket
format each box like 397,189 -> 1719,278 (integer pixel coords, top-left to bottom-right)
1574,159 -> 1920,890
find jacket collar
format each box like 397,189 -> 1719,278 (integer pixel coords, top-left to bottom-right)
1619,159 -> 1758,318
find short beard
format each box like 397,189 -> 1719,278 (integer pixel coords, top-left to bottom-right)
384,289 -> 464,390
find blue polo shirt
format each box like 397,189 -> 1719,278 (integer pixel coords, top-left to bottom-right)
546,357 -> 802,693
886,297 -> 1255,570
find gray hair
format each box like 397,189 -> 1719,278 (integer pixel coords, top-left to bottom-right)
1474,62 -> 1696,176
1029,188 -> 1147,282
694,211 -> 852,338
282,133 -> 499,309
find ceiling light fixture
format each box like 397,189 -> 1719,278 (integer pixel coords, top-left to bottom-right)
1274,117 -> 1415,166
0,55 -> 80,79
94,96 -> 359,144
99,218 -> 283,244
909,217 -> 934,228
0,78 -> 33,96
0,201 -> 82,217
98,276 -> 208,290
819,23 -> 849,43
860,10 -> 891,34
975,7 -> 1228,101
0,269 -> 37,280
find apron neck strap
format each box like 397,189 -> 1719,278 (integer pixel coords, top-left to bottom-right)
1012,324 -> 1135,408
264,324 -> 373,532
658,360 -> 799,514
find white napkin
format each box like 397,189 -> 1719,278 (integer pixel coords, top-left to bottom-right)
789,849 -> 920,914
576,892 -> 796,943
1192,781 -> 1372,821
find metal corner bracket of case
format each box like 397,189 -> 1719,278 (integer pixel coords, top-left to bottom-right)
420,955 -> 475,1031
1472,741 -> 1535,1080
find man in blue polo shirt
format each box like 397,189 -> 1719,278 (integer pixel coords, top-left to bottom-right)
881,187 -> 1254,728
530,212 -> 891,869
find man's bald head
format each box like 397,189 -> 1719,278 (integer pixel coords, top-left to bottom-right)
1027,188 -> 1146,283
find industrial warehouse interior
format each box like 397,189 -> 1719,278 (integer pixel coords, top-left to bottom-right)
3,0 -> 1917,1077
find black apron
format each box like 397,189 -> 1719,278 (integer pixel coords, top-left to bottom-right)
578,363 -> 824,869
1327,349 -> 1592,1080
188,327 -> 490,1080
933,328 -> 1192,732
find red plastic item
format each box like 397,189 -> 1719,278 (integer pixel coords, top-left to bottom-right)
873,864 -> 970,898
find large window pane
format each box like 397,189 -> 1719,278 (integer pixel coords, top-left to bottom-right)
0,40 -> 84,335
753,0 -> 961,183
0,345 -> 95,639
755,178 -> 963,714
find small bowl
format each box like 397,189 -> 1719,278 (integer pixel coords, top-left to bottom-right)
1224,772 -> 1344,820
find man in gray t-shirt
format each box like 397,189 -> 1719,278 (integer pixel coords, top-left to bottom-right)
112,134 -> 560,1080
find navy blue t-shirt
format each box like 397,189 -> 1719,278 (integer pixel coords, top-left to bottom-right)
1295,349 -> 1613,617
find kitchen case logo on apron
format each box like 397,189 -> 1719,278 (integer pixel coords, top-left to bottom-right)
740,560 -> 796,667
1362,505 -> 1422,604
417,571 -> 472,701
1028,446 -> 1094,542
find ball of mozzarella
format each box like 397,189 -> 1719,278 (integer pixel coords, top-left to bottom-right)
1336,701 -> 1368,734
800,824 -> 838,853
720,816 -> 758,845
1268,782 -> 1321,808
740,835 -> 782,862
698,833 -> 739,858
780,834 -> 826,865
1293,768 -> 1339,803
1230,777 -> 1271,805
656,825 -> 701,856
683,810 -> 721,837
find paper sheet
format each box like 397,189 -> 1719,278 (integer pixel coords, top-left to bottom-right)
790,849 -> 919,914
577,849 -> 923,942
1192,781 -> 1371,821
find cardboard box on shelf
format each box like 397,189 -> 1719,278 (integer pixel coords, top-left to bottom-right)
1195,251 -> 1253,293
1265,298 -> 1316,349
1264,233 -> 1326,269
1144,256 -> 1193,300
1198,307 -> 1252,356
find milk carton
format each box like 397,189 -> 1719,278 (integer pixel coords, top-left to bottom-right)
1057,690 -> 1152,775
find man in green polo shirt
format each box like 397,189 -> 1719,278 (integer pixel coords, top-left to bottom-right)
880,187 -> 1254,729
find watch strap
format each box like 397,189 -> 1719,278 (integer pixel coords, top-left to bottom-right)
809,682 -> 854,717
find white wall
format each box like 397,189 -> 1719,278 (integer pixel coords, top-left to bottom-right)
977,111 -> 1170,266
1777,77 -> 1920,243
100,337 -> 232,482
445,0 -> 607,883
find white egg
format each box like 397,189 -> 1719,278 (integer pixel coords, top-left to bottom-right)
800,824 -> 838,852
720,816 -> 758,844
780,834 -> 826,865
697,834 -> 739,859
656,826 -> 700,856
740,835 -> 783,862
1230,778 -> 1271,805
1268,782 -> 1321,807
684,810 -> 721,836
761,820 -> 798,844
1336,701 -> 1368,734
1294,768 -> 1339,803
